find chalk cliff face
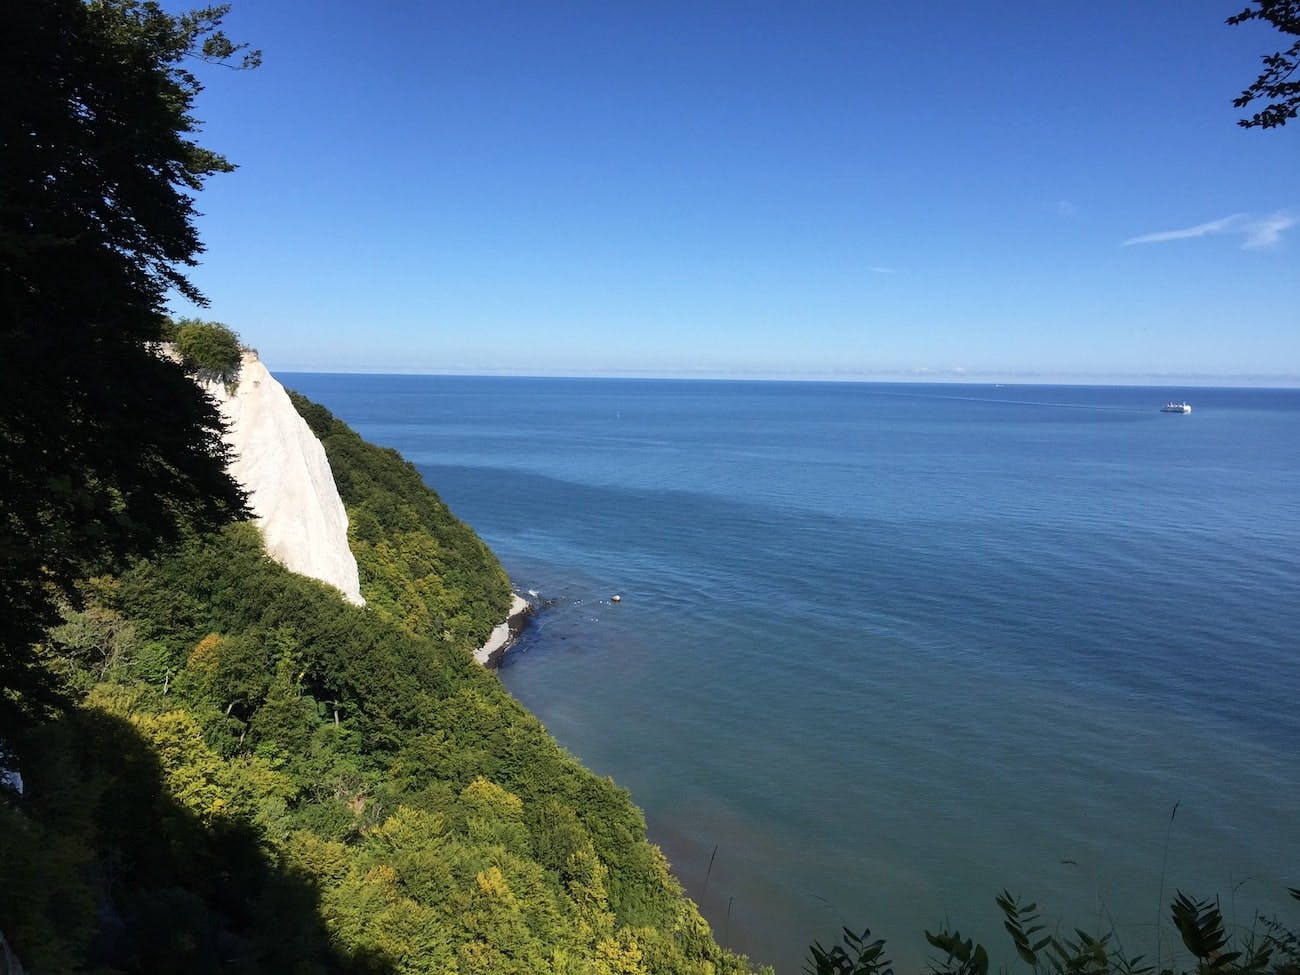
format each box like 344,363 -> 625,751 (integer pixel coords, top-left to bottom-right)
204,353 -> 364,606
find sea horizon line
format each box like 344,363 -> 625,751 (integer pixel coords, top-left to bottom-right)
270,367 -> 1300,389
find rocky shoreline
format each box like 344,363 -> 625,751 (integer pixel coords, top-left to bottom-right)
473,593 -> 533,668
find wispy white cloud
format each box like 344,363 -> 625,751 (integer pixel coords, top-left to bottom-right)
1123,214 -> 1245,246
1055,199 -> 1078,218
1244,211 -> 1298,249
867,265 -> 896,274
1123,210 -> 1294,249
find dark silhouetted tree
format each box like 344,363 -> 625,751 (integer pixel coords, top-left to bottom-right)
1229,0 -> 1300,127
0,1 -> 257,726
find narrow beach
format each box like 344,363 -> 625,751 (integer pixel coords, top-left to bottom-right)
474,593 -> 532,667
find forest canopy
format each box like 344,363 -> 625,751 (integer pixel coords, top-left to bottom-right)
288,392 -> 513,650
3,395 -> 754,975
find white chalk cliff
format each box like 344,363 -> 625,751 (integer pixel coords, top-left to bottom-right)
203,352 -> 365,606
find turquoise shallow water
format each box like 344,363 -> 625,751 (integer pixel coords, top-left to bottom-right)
284,375 -> 1300,974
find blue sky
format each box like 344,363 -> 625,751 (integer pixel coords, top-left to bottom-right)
173,1 -> 1298,383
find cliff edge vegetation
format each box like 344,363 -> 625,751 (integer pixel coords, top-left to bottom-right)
170,319 -> 244,386
289,392 -> 513,651
2,397 -> 754,975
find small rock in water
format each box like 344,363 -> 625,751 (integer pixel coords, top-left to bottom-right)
610,594 -> 622,603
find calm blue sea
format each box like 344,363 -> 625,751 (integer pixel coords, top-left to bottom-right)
284,375 -> 1300,974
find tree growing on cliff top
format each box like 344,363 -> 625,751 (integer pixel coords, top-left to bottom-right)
1229,0 -> 1300,127
0,1 -> 256,725
173,318 -> 244,384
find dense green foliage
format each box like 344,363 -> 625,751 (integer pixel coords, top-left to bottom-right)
0,699 -> 373,974
5,523 -> 750,973
289,391 -> 512,651
0,0 -> 254,730
173,318 -> 244,384
2,397 -> 749,973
